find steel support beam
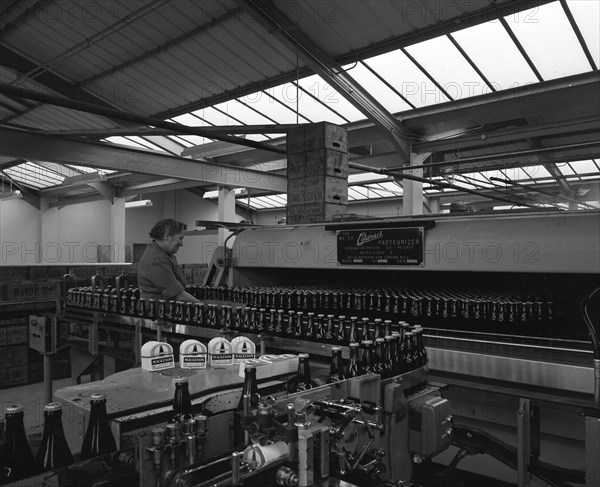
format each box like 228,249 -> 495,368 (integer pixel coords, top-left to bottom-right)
236,0 -> 411,161
414,116 -> 600,154
0,128 -> 287,193
0,83 -> 287,155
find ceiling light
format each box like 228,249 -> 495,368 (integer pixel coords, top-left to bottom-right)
125,199 -> 153,208
0,190 -> 23,201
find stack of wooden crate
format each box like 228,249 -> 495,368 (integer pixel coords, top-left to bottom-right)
286,122 -> 349,224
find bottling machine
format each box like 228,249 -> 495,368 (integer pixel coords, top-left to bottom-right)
39,210 -> 600,487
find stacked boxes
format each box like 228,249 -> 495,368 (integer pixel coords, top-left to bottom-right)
286,122 -> 349,224
0,318 -> 29,387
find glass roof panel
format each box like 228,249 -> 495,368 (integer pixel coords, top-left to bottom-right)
171,113 -> 204,126
404,35 -> 487,100
175,135 -> 212,146
451,21 -> 539,90
567,0 -> 600,68
341,62 -> 413,113
236,90 -> 300,124
293,84 -> 349,125
168,135 -> 195,147
126,136 -> 167,153
196,106 -> 243,127
567,159 -> 600,174
105,136 -> 150,150
348,172 -> 388,183
364,49 -> 450,108
296,75 -> 365,122
212,100 -> 274,126
505,2 -> 591,80
5,162 -> 64,189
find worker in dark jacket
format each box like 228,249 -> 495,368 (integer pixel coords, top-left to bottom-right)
137,219 -> 201,303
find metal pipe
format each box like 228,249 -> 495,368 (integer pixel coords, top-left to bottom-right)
490,177 -> 597,210
349,160 -> 539,208
0,83 -> 286,155
594,359 -> 600,405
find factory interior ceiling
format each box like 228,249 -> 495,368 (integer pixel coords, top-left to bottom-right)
0,0 -> 599,214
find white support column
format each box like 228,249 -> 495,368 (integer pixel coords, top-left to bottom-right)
428,197 -> 440,214
218,187 -> 235,246
111,197 -> 126,262
403,152 -> 430,216
41,196 -> 58,263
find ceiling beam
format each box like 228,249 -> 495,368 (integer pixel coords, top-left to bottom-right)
414,116 -> 600,153
235,0 -> 411,161
0,128 -> 287,192
42,123 -> 304,138
156,0 -> 555,120
0,83 -> 286,155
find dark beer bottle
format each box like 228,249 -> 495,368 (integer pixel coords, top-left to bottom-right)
327,347 -> 346,383
4,404 -> 34,482
36,402 -> 73,472
172,378 -> 193,423
360,340 -> 375,374
80,392 -> 117,460
373,338 -> 388,379
235,366 -> 259,446
286,354 -> 317,393
0,418 -> 9,485
348,342 -> 361,377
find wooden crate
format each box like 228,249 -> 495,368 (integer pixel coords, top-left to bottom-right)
286,202 -> 348,224
0,345 -> 28,368
287,148 -> 348,180
286,122 -> 348,155
287,175 -> 348,205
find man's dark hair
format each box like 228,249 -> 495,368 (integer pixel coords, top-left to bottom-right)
149,219 -> 186,240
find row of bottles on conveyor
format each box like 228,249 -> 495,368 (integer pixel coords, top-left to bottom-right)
0,394 -> 117,484
190,285 -> 555,326
66,283 -> 556,334
287,325 -> 428,392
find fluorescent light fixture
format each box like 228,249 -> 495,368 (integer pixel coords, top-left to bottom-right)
125,199 -> 153,208
0,190 -> 23,201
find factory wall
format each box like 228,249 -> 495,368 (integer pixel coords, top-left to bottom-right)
0,190 -> 245,265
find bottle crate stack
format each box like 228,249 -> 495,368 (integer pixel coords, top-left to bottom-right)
286,122 -> 349,224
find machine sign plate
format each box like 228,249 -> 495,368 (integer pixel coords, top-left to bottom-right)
336,227 -> 424,266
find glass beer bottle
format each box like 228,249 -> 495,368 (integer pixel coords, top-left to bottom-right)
80,392 -> 117,460
36,403 -> 73,472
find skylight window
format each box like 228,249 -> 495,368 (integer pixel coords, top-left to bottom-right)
296,75 -> 365,122
405,35 -> 487,100
505,2 -> 591,80
234,90 -> 298,124
341,62 -> 413,113
364,49 -> 450,108
451,21 -> 539,90
566,0 -> 600,68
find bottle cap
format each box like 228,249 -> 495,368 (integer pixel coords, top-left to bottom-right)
375,338 -> 385,343
5,403 -> 23,414
332,346 -> 342,351
349,342 -> 359,348
174,377 -> 189,384
298,353 -> 309,359
90,392 -> 107,401
44,402 -> 62,412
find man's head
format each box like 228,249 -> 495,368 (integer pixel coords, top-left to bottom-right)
149,219 -> 187,255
